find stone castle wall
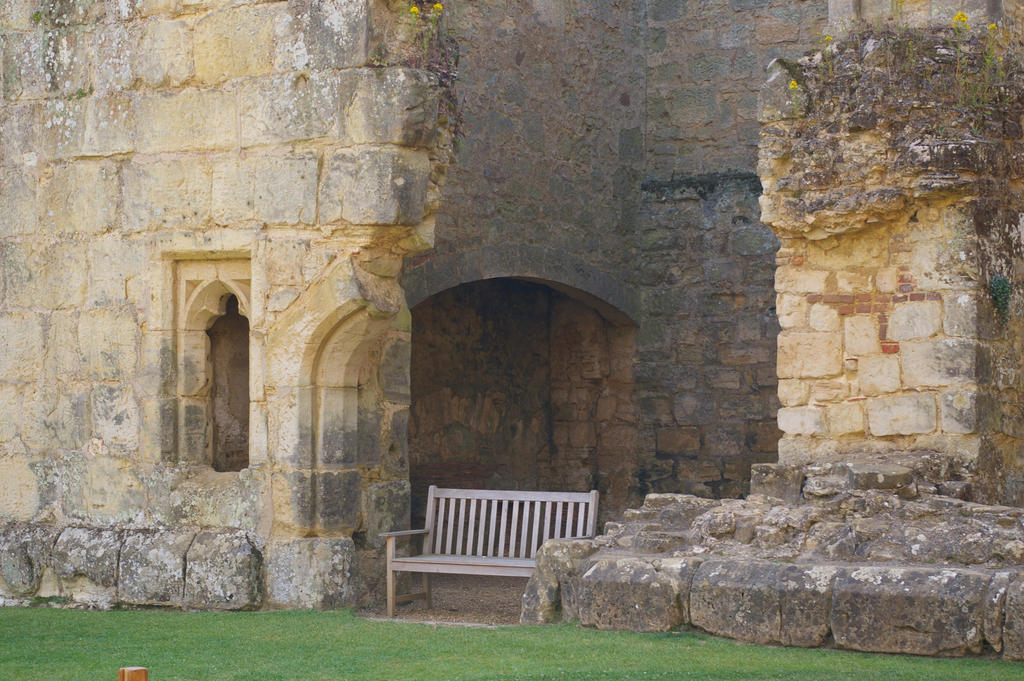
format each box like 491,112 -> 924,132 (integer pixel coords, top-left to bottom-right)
405,0 -> 828,514
0,0 -> 451,606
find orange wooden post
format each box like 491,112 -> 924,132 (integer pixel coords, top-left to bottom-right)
118,667 -> 148,681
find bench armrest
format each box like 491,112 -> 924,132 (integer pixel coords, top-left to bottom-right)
380,529 -> 429,538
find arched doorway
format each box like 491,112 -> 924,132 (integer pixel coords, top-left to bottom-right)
408,277 -> 637,526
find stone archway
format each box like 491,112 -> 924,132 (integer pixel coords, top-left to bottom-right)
262,256 -> 412,608
407,276 -> 638,524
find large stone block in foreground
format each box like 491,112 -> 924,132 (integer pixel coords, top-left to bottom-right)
0,521 -> 59,597
521,538 -> 599,624
577,555 -> 686,632
52,526 -> 123,606
184,531 -> 262,610
265,536 -> 357,609
118,529 -> 197,606
830,566 -> 988,656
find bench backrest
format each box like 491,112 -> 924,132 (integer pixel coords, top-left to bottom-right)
423,486 -> 599,559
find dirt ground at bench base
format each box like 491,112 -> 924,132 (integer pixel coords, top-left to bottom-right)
359,574 -> 529,626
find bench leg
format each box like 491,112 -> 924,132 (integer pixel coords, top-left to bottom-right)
423,573 -> 432,609
386,537 -> 396,618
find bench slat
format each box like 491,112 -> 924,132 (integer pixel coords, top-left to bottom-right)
509,499 -> 520,558
424,485 -> 438,556
456,497 -> 466,555
429,488 -> 597,502
497,499 -> 508,557
476,499 -> 487,555
576,500 -> 585,536
540,501 -> 548,544
528,500 -> 539,557
445,497 -> 456,554
554,501 -> 563,540
434,495 -> 446,554
488,499 -> 498,557
466,498 -> 477,557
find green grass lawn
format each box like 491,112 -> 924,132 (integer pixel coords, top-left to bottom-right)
0,607 -> 1020,681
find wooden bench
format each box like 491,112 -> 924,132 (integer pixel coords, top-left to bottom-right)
381,485 -> 599,617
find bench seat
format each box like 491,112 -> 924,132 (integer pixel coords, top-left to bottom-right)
389,554 -> 536,577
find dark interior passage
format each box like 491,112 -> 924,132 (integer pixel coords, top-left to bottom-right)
208,294 -> 250,472
409,278 -> 637,525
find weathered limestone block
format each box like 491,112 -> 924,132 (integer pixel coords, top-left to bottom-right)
321,147 -> 431,225
776,294 -> 807,329
0,312 -> 44,382
52,527 -> 122,587
777,332 -> 841,378
211,154 -> 318,224
41,96 -> 135,159
577,555 -> 684,632
2,242 -> 87,309
315,470 -> 362,534
778,564 -> 839,646
830,566 -> 988,656
183,531 -> 262,610
345,69 -> 439,147
521,538 -> 599,624
164,469 -> 266,534
776,406 -> 824,435
91,384 -> 140,450
825,402 -> 863,435
902,339 -> 978,387
52,526 -> 122,606
121,158 -> 212,233
20,382 -> 91,451
253,155 -> 318,224
0,385 -> 20,442
78,309 -> 138,381
239,72 -> 342,147
777,379 -> 809,406
264,536 -> 357,609
135,90 -> 237,153
194,5 -> 278,85
857,354 -> 899,395
0,165 -> 38,236
690,560 -> 783,645
1004,574 -> 1024,661
275,0 -> 369,72
118,529 -> 197,606
889,301 -> 943,341
983,571 -> 1013,654
93,23 -> 136,92
363,480 -> 410,550
135,19 -> 192,88
0,521 -> 59,596
749,463 -> 804,504
941,390 -> 980,435
808,303 -> 840,331
4,29 -> 88,100
844,316 -> 879,355
841,463 -> 913,493
865,393 -> 936,435
775,267 -> 828,293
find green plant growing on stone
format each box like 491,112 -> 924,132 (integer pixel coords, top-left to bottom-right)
989,273 -> 1012,326
378,2 -> 463,144
818,34 -> 834,80
30,10 -> 43,23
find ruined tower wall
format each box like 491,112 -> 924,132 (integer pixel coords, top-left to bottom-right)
0,0 -> 449,607
759,21 -> 1024,504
